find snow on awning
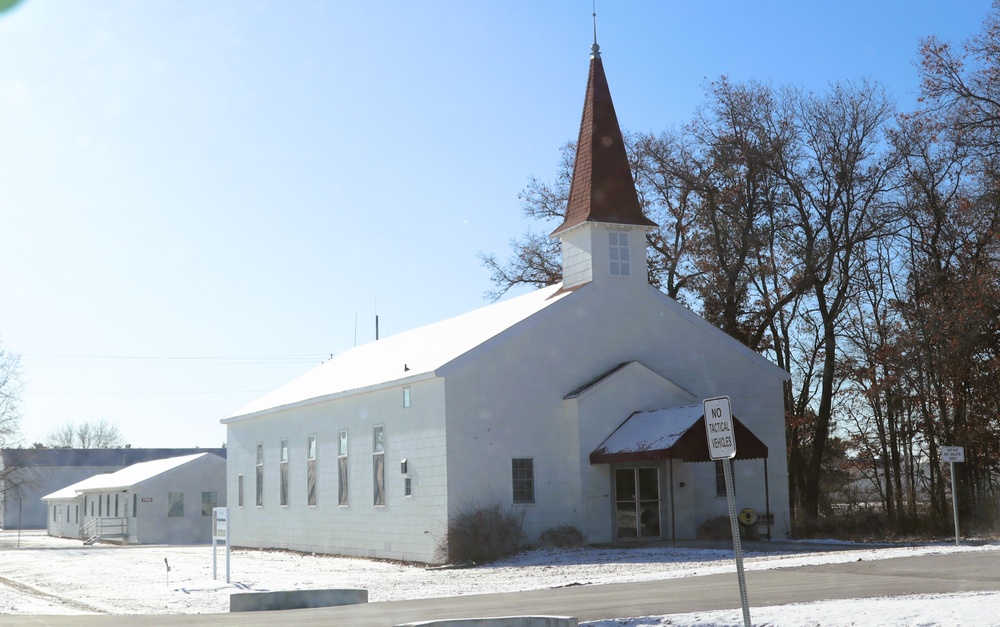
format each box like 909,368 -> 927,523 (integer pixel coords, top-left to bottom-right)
589,404 -> 769,464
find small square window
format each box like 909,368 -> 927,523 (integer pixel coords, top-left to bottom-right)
202,491 -> 217,516
168,492 -> 184,517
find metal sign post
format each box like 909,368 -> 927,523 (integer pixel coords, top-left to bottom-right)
704,396 -> 750,627
941,446 -> 964,546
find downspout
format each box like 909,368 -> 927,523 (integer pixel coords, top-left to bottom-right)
764,458 -> 771,540
669,457 -> 676,544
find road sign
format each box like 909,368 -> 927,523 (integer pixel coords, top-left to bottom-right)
703,396 -> 736,460
941,446 -> 965,463
703,396 -> 750,627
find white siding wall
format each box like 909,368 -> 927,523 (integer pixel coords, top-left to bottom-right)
130,455 -> 227,545
46,500 -> 81,539
442,282 -> 789,544
226,378 -> 448,563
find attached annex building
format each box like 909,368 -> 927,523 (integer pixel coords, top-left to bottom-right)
222,41 -> 791,563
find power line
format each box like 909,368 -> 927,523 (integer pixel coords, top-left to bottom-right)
22,353 -> 328,365
26,389 -> 271,397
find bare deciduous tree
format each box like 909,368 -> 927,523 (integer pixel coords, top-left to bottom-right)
45,419 -> 125,449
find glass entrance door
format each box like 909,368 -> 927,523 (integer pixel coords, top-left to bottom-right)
615,467 -> 661,539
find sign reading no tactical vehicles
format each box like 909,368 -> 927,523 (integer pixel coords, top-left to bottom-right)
704,396 -> 736,460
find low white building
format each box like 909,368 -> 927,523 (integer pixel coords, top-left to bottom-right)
42,453 -> 226,545
222,42 -> 791,563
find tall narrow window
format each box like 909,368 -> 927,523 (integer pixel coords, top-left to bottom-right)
279,438 -> 289,507
715,460 -> 736,497
238,474 -> 244,508
202,491 -> 217,516
114,494 -> 119,518
609,231 -> 631,277
307,435 -> 317,507
338,429 -> 349,507
168,492 -> 184,517
403,387 -> 411,408
512,458 -> 535,504
256,443 -> 264,507
133,494 -> 138,518
373,425 -> 385,507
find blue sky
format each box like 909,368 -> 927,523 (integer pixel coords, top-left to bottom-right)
1,1 -> 992,448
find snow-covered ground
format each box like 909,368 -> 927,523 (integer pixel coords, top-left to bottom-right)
0,530 -> 997,625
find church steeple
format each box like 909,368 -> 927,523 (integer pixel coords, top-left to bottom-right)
553,39 -> 656,290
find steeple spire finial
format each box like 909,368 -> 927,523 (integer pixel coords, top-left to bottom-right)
591,1 -> 601,59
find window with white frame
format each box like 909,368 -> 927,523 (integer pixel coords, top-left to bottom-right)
609,231 -> 631,277
403,387 -> 411,408
256,443 -> 264,507
715,460 -> 736,497
279,438 -> 289,507
373,425 -> 385,507
307,434 -> 317,507
338,429 -> 349,506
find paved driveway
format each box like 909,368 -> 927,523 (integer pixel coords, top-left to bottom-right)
6,550 -> 999,626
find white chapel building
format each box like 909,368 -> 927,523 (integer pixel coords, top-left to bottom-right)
221,41 -> 790,563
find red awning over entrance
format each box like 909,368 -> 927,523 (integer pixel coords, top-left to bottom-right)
590,404 -> 769,465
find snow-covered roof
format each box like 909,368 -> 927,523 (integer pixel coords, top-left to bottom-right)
595,405 -> 704,458
590,404 -> 769,464
41,473 -> 117,501
41,453 -> 218,500
224,283 -> 574,421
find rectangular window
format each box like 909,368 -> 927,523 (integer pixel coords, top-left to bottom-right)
279,438 -> 289,507
98,495 -> 103,517
338,429 -> 349,507
609,231 -> 631,277
373,426 -> 385,506
114,494 -> 119,518
238,474 -> 244,508
133,494 -> 137,518
715,460 -> 736,498
403,387 -> 411,408
52,506 -> 57,522
90,498 -> 94,517
202,491 -> 217,516
168,492 -> 184,517
307,435 -> 317,507
512,458 -> 535,504
256,443 -> 264,507
404,476 -> 412,497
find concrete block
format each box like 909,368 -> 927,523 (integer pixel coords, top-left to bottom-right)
230,588 -> 368,612
395,616 -> 578,627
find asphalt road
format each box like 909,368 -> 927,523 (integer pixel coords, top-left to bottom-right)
6,550 -> 999,626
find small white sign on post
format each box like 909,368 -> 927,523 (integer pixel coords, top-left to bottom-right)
941,446 -> 965,463
212,507 -> 230,583
703,396 -> 750,627
941,446 -> 965,546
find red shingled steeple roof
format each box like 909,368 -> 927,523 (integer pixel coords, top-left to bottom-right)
552,46 -> 656,236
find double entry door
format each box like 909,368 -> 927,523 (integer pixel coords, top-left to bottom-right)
614,467 -> 661,539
